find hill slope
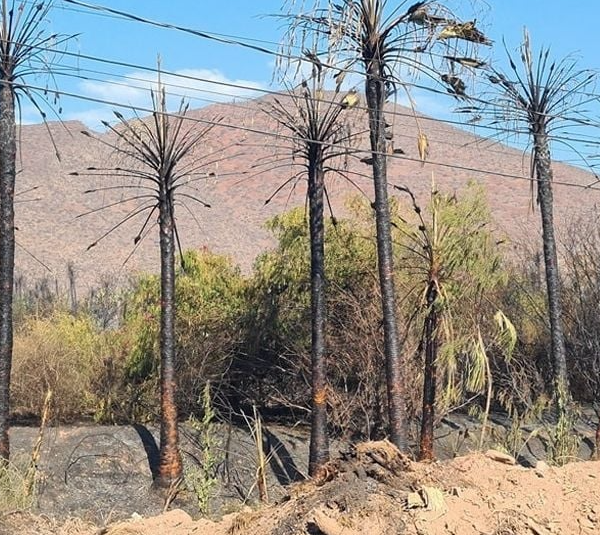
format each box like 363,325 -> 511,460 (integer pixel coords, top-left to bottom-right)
13,96 -> 600,290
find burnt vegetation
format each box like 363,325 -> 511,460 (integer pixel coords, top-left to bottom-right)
3,0 -> 600,518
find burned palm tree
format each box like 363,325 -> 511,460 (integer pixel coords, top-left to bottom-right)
283,0 -> 489,451
0,0 -> 70,461
473,31 -> 597,416
73,75 -> 228,487
396,185 -> 442,461
259,61 -> 361,477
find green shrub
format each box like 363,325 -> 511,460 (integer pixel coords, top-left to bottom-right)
119,249 -> 247,420
237,205 -> 385,435
185,382 -> 221,516
240,187 -> 518,439
11,312 -> 106,421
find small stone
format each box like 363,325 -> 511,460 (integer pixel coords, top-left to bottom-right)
485,449 -> 516,465
579,517 -> 595,530
354,464 -> 367,481
526,518 -> 548,535
535,460 -> 550,472
405,491 -> 426,509
450,486 -> 462,497
534,460 -> 550,477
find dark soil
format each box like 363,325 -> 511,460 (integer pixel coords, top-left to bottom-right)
4,408 -> 599,525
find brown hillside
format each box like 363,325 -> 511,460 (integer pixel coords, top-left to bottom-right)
13,97 -> 600,290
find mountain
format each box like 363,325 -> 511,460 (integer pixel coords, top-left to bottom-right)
12,95 -> 600,291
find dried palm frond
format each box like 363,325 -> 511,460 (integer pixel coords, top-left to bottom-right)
417,132 -> 430,165
340,89 -> 360,109
441,74 -> 467,97
438,21 -> 492,45
444,55 -> 487,69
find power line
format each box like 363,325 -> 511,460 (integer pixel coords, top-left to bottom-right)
38,56 -> 600,161
40,64 -> 534,159
18,39 -> 598,163
50,0 -> 291,51
28,37 -> 594,160
50,1 -> 600,165
60,0 -> 600,104
15,39 -> 536,139
15,79 -> 600,193
53,66 -> 592,165
63,0 -> 279,56
36,54 -> 600,160
15,31 -> 600,155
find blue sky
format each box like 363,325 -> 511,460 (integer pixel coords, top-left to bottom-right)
23,0 -> 600,165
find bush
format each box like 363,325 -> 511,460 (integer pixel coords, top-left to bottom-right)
561,213 -> 600,402
492,253 -> 548,413
117,249 -> 247,421
239,186 -> 513,439
11,312 -> 106,421
236,205 -> 388,436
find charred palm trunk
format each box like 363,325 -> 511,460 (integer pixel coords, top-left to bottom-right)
365,60 -> 408,451
0,80 -> 16,462
307,151 -> 329,477
156,184 -> 183,487
533,127 -> 569,403
419,281 -> 438,461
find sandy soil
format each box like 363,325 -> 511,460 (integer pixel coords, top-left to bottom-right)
3,442 -> 600,535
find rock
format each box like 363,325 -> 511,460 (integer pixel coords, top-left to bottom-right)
485,449 -> 517,465
535,460 -> 551,477
450,486 -> 463,497
421,487 -> 447,512
405,491 -> 427,509
404,487 -> 446,512
311,508 -> 360,535
579,517 -> 596,531
535,460 -> 550,472
526,517 -> 549,534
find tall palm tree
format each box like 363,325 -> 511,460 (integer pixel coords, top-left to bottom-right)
475,31 -> 597,414
74,74 -> 225,486
0,0 -> 69,461
260,61 -> 360,476
284,0 -> 489,451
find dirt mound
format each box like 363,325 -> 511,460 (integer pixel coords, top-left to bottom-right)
5,442 -> 600,534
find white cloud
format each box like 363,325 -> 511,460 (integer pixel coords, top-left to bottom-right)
395,88 -> 454,119
73,68 -> 266,129
17,104 -> 40,126
64,107 -> 114,128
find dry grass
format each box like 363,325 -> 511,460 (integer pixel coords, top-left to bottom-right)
0,512 -> 95,535
11,312 -> 105,421
0,457 -> 36,513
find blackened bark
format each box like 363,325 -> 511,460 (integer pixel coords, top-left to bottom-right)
365,63 -> 408,451
307,153 -> 329,477
418,281 -> 438,461
533,129 -> 569,398
155,188 -> 183,487
0,81 -> 16,462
